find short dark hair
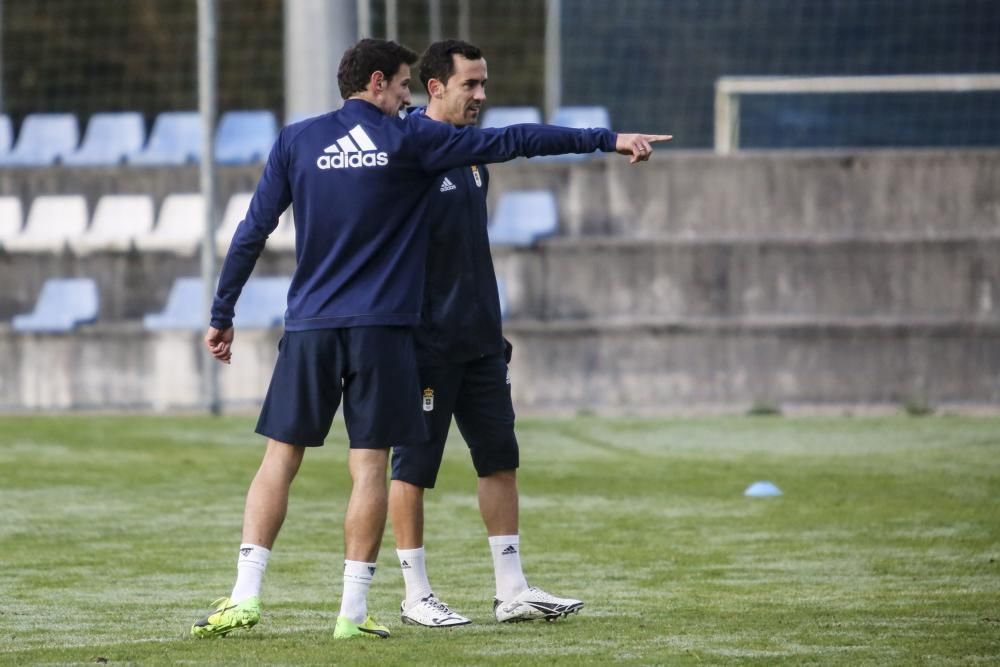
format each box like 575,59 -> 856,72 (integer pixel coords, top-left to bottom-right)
337,38 -> 418,99
419,39 -> 483,93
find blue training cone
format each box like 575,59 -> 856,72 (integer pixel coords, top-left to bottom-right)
744,481 -> 783,497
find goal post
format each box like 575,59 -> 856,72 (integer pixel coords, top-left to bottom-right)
715,73 -> 1000,154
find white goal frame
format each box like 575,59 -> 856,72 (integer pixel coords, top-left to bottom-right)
714,73 -> 1000,154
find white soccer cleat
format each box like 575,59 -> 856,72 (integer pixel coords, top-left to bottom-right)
400,594 -> 472,628
493,586 -> 584,622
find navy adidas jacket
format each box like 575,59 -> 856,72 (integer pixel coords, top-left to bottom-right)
409,108 -> 503,362
211,98 -> 616,331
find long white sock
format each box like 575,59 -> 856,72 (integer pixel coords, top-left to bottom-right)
397,546 -> 433,607
488,535 -> 529,601
339,560 -> 376,623
230,543 -> 270,604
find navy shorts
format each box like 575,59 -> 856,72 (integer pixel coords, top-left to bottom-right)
391,345 -> 518,488
255,327 -> 427,449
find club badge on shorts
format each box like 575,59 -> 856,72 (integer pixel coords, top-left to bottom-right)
471,165 -> 482,188
422,387 -> 434,412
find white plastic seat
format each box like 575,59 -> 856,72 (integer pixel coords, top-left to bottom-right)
266,206 -> 296,253
214,192 -> 255,255
63,112 -> 146,166
0,196 -> 24,247
12,278 -> 99,332
135,194 -> 205,255
488,191 -> 558,245
70,195 -> 155,254
4,195 -> 88,253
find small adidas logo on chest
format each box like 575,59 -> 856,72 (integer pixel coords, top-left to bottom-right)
439,177 -> 457,192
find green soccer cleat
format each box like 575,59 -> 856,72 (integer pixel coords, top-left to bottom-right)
191,596 -> 261,638
333,614 -> 390,639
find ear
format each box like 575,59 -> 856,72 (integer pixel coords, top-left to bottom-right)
427,78 -> 446,99
370,71 -> 385,93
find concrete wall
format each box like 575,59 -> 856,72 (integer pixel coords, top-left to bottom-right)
1,150 -> 998,412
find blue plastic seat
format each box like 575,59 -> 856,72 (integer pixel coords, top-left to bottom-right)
540,106 -> 612,161
0,115 -> 12,153
480,106 -> 542,128
12,278 -> 98,332
144,276 -> 289,330
0,113 -> 79,166
549,105 -> 611,130
488,191 -> 559,245
215,110 -> 278,164
236,276 -> 290,328
128,112 -> 201,165
63,112 -> 145,166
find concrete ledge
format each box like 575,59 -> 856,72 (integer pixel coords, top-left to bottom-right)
493,235 -> 1000,320
2,318 -> 996,411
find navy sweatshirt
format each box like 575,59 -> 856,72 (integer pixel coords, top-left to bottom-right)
409,108 -> 503,362
211,98 -> 616,331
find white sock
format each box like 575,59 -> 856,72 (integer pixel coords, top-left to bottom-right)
339,560 -> 376,623
230,543 -> 270,604
489,535 -> 529,601
397,546 -> 433,608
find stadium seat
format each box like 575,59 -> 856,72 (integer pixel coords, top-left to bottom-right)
12,278 -> 99,332
0,115 -> 12,153
480,106 -> 542,128
267,206 -> 296,252
134,193 -> 204,255
143,276 -> 289,330
497,276 -> 508,319
539,106 -> 612,161
0,113 -> 79,166
235,276 -> 291,328
215,110 -> 278,164
549,105 -> 611,129
3,195 -> 88,253
0,196 -> 24,247
214,192 -> 254,255
63,112 -> 146,166
69,195 -> 154,255
128,111 -> 201,165
487,190 -> 559,245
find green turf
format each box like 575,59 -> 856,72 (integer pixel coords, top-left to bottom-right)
1,415 -> 998,665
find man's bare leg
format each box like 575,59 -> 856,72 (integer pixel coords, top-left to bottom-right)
339,448 -> 390,625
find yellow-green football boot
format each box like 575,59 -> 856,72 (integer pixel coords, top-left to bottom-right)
333,614 -> 390,639
191,596 -> 261,638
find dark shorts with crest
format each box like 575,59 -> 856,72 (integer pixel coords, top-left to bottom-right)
391,344 -> 518,488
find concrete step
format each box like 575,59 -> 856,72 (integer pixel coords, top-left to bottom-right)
493,235 -> 1000,320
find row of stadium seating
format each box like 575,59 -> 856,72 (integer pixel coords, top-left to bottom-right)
0,190 -> 558,254
0,111 -> 277,167
11,275 -> 509,333
0,105 -> 610,167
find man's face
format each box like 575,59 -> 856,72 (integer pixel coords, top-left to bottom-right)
376,63 -> 413,116
434,56 -> 487,127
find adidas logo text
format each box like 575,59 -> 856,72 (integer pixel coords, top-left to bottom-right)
501,545 -> 518,555
317,124 -> 388,170
401,560 -> 411,569
439,177 -> 457,192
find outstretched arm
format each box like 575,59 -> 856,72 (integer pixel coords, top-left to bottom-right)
615,133 -> 673,163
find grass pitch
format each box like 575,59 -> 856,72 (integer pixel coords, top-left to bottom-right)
1,414 -> 998,665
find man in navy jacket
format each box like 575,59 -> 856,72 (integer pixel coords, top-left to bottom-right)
192,37 -> 670,640
388,39 -> 615,628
